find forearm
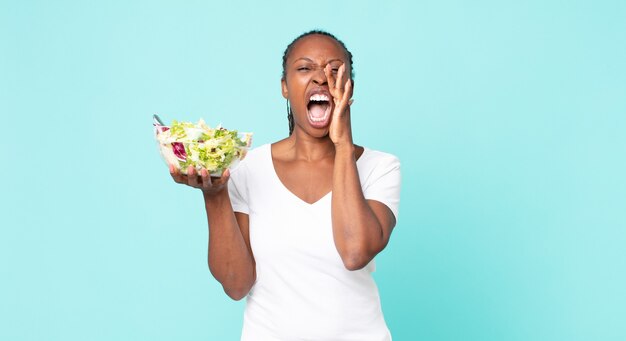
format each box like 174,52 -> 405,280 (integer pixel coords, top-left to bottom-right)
331,144 -> 386,270
203,189 -> 255,300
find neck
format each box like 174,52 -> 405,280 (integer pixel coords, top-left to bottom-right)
287,129 -> 335,161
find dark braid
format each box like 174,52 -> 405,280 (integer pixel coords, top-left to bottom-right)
287,99 -> 294,135
282,30 -> 354,135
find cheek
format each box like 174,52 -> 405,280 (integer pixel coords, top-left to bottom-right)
286,76 -> 309,99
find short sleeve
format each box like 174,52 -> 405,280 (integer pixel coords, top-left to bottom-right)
362,154 -> 401,221
228,163 -> 250,214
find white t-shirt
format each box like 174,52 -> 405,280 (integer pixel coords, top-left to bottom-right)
228,144 -> 401,341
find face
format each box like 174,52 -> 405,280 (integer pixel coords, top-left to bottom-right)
281,34 -> 351,137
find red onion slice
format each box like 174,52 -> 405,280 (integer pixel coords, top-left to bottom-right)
171,142 -> 187,161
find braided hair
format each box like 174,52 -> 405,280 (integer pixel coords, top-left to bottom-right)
281,30 -> 354,135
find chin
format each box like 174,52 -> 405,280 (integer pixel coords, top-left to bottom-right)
295,124 -> 329,139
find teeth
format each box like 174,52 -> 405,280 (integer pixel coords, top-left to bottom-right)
310,114 -> 328,122
309,94 -> 329,102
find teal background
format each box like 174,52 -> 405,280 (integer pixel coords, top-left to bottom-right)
1,0 -> 625,340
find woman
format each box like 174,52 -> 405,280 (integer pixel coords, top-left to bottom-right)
169,30 -> 401,341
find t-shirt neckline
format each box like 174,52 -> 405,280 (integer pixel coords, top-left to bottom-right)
267,144 -> 368,206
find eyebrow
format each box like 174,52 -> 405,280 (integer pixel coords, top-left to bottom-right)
292,57 -> 344,65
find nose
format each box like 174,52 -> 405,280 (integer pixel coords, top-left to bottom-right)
312,67 -> 327,85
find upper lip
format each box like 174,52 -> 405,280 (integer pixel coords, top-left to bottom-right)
305,87 -> 331,105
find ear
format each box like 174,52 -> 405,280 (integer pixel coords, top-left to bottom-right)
281,78 -> 289,99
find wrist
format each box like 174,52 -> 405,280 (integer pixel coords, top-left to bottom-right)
334,142 -> 355,159
202,186 -> 229,205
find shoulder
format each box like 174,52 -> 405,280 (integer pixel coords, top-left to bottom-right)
356,146 -> 400,186
238,143 -> 270,166
357,147 -> 402,219
358,147 -> 400,170
230,143 -> 270,178
246,143 -> 271,161
357,147 -> 401,187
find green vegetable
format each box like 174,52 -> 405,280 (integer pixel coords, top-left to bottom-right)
155,118 -> 252,175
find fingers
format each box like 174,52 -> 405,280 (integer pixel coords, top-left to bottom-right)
170,164 -> 184,184
200,168 -> 212,188
325,64 -> 349,103
187,166 -> 199,187
324,64 -> 336,96
218,168 -> 231,185
209,168 -> 230,187
170,165 -> 205,189
169,164 -> 230,193
341,78 -> 353,108
190,167 -> 216,190
336,64 -> 345,93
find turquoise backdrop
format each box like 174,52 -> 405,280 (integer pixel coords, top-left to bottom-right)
1,1 -> 625,340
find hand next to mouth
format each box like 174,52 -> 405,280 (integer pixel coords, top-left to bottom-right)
324,63 -> 354,149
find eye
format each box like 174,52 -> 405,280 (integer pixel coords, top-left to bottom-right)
297,66 -> 311,72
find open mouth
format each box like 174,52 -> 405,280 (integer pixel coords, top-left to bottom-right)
306,92 -> 332,127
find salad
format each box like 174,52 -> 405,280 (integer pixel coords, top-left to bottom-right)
153,115 -> 252,176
